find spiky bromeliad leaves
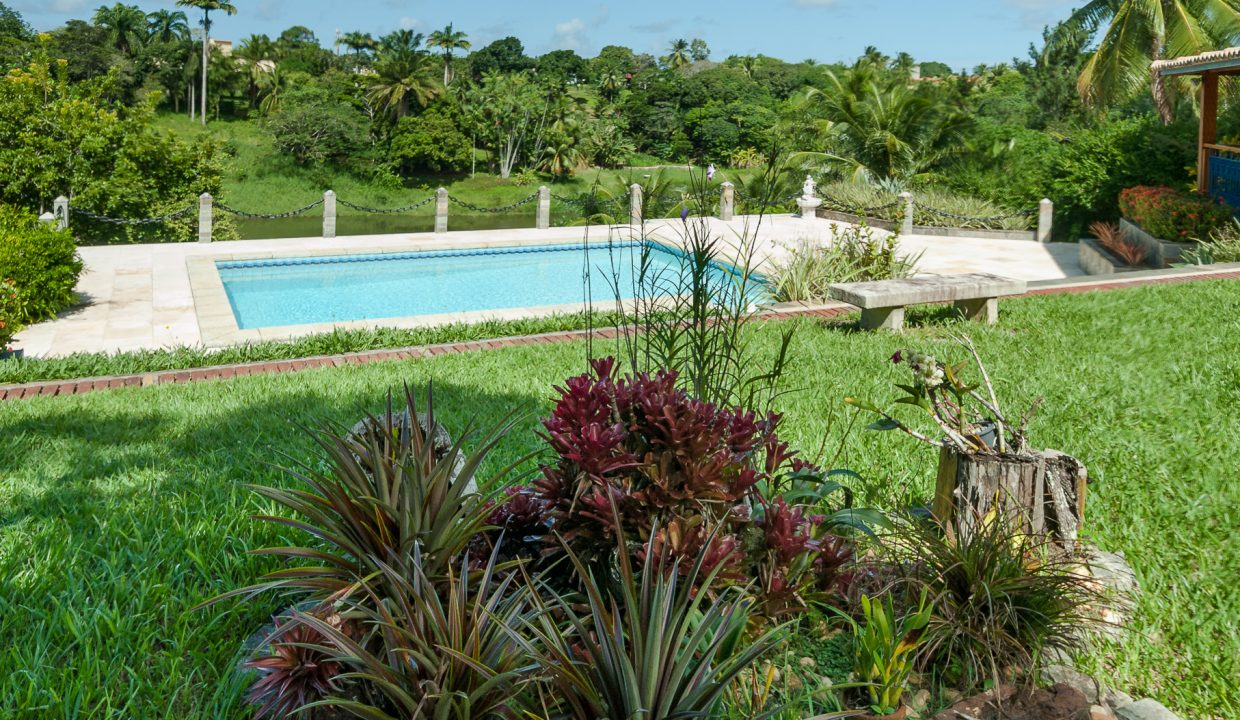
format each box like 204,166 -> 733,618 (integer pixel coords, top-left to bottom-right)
530,357 -> 876,616
244,610 -> 357,719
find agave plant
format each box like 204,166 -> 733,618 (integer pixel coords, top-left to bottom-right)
515,528 -> 788,720
204,385 -> 529,607
294,546 -> 536,719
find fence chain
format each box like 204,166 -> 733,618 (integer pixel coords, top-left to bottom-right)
71,204 -> 196,226
337,196 -> 436,214
448,191 -> 539,213
215,199 -> 324,219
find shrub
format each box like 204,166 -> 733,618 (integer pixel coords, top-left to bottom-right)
884,514 -> 1099,691
816,181 -> 1032,231
0,278 -> 22,351
0,205 -> 82,322
389,105 -> 473,175
531,357 -> 871,618
769,223 -> 919,303
1089,221 -> 1146,266
1181,218 -> 1240,264
262,86 -> 368,167
1118,185 -> 1233,242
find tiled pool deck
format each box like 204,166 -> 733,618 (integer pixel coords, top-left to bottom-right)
14,213 -> 1086,358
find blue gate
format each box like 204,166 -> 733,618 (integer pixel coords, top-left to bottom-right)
1207,152 -> 1240,212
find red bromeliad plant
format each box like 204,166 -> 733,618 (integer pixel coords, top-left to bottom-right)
529,357 -> 877,617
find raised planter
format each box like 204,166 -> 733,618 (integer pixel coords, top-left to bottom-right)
1118,218 -> 1194,267
816,208 -> 1036,241
1078,237 -> 1147,276
0,348 -> 23,361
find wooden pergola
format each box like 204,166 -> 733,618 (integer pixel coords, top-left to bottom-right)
1154,47 -> 1240,201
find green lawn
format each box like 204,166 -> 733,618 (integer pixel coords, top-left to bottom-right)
1,281 -> 1237,719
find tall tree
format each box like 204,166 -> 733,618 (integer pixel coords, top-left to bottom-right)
689,38 -> 710,62
339,30 -> 378,68
426,23 -> 470,85
380,29 -> 423,59
93,3 -> 147,56
665,39 -> 691,70
1060,0 -> 1240,122
177,0 -> 237,126
367,51 -> 442,119
146,9 -> 190,44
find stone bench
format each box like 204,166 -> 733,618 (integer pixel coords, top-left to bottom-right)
827,273 -> 1027,331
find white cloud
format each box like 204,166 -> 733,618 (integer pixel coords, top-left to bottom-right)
399,16 -> 420,30
552,18 -> 588,52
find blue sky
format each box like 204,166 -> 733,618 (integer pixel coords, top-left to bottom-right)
14,0 -> 1083,70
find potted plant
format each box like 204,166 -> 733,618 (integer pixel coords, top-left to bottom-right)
0,278 -> 23,360
833,591 -> 932,720
847,335 -> 1088,549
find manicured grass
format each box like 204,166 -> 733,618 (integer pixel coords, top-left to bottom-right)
0,312 -> 618,385
1,281 -> 1237,719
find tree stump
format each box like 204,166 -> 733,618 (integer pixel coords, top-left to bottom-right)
933,448 -> 1088,550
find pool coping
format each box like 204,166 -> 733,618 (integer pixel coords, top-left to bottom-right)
188,235 -> 683,348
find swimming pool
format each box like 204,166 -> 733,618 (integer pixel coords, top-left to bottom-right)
216,241 -> 748,330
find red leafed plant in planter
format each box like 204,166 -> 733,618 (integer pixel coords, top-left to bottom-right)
525,356 -> 878,617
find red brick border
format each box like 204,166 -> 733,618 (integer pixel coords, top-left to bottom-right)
2,270 -> 1235,402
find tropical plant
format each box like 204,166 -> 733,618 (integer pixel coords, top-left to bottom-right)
1118,185 -> 1233,241
93,3 -> 148,55
516,528 -> 788,720
1182,217 -> 1240,263
665,39 -> 692,70
203,386 -> 526,609
768,224 -> 919,303
531,357 -> 871,616
177,0 -> 238,125
0,205 -> 82,323
426,22 -> 471,85
290,548 -> 535,720
461,71 -> 555,178
585,120 -> 637,168
833,592 -> 932,715
380,28 -> 424,59
883,514 -> 1100,691
145,8 -> 190,44
1060,0 -> 1240,122
367,50 -> 443,119
243,609 -> 357,719
598,69 -> 624,101
1090,220 -> 1148,266
338,30 -> 377,66
0,278 -> 22,353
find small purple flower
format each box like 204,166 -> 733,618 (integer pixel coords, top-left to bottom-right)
680,206 -> 690,221
890,350 -> 903,364
707,163 -> 716,182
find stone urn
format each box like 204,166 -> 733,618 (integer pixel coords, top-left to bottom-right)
797,174 -> 822,220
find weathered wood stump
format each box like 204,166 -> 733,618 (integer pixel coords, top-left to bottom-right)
933,447 -> 1088,549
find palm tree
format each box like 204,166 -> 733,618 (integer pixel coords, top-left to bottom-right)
736,55 -> 760,80
367,52 -> 443,118
340,30 -> 378,63
598,69 -> 623,101
93,3 -> 148,55
380,29 -> 424,59
236,34 -> 276,109
177,0 -> 238,126
1061,0 -> 1240,122
146,9 -> 190,44
665,39 -> 691,70
426,23 -> 470,85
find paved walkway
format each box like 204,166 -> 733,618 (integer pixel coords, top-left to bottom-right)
14,215 -> 1083,358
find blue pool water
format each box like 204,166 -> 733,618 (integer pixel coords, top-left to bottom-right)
217,241 -> 747,330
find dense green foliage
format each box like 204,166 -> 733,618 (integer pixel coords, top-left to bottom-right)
0,205 -> 82,322
1,282 -> 1237,717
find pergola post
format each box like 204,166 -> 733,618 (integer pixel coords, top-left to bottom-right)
1199,71 -> 1219,194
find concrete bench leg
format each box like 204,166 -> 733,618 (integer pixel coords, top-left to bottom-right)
955,297 -> 998,324
860,306 -> 904,331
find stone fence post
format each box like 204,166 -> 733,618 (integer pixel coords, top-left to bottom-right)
54,196 -> 69,231
720,182 -> 735,221
323,190 -> 336,239
198,192 -> 213,244
898,191 -> 914,236
536,185 -> 550,229
1037,198 -> 1053,243
435,188 -> 449,233
629,183 -> 643,226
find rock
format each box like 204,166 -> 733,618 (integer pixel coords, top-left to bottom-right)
799,656 -> 816,668
908,688 -> 931,713
1114,699 -> 1180,720
1090,704 -> 1118,720
1101,687 -> 1135,710
1044,664 -> 1100,703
